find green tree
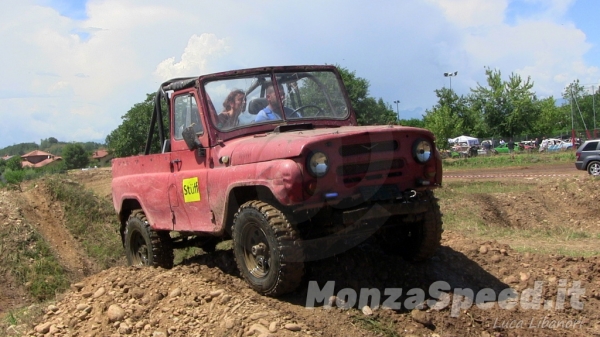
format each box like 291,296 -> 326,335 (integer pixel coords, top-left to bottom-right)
106,93 -> 168,158
40,137 -> 59,150
0,143 -> 39,156
470,68 -> 539,138
400,118 -> 425,128
336,66 -> 397,125
6,155 -> 23,171
62,143 -> 89,170
562,80 -> 599,134
423,105 -> 461,149
530,96 -> 567,136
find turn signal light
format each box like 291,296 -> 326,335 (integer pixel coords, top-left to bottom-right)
305,180 -> 318,196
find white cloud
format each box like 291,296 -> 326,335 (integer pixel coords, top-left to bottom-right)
427,0 -> 507,27
154,34 -> 230,80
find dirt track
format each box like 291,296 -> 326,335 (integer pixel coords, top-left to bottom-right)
1,165 -> 600,337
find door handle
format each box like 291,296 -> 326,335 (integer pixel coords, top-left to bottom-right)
170,159 -> 182,171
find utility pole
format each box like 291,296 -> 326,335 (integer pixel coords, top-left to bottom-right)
393,100 -> 400,120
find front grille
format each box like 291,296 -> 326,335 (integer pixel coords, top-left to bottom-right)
337,159 -> 404,176
339,140 -> 398,156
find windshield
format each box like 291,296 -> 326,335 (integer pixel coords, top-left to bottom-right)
204,70 -> 350,131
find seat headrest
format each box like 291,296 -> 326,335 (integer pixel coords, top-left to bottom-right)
248,98 -> 268,115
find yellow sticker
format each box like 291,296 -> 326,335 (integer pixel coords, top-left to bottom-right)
182,177 -> 201,203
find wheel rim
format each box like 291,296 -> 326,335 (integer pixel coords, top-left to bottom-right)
241,222 -> 270,278
130,230 -> 149,265
591,163 -> 600,176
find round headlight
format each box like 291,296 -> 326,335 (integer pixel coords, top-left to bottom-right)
413,139 -> 432,163
307,152 -> 329,177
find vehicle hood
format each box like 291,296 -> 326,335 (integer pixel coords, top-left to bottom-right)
216,125 -> 435,166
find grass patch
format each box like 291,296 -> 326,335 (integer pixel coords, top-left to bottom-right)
173,240 -> 233,265
2,305 -> 45,334
443,151 -> 575,171
45,177 -> 123,269
0,222 -> 69,301
437,180 -> 534,196
513,246 -> 600,258
351,315 -> 399,337
174,247 -> 203,265
454,226 -> 592,241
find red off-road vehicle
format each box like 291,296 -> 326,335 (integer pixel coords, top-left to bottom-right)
111,65 -> 443,296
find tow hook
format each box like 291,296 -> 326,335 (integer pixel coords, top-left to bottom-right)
402,190 -> 417,201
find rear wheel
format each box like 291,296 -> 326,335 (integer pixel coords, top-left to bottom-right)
232,201 -> 304,296
124,210 -> 173,269
588,161 -> 600,176
379,191 -> 443,262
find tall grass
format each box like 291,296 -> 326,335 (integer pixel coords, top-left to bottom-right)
45,177 -> 123,269
0,221 -> 69,301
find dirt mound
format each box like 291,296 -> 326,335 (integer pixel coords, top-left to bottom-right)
11,232 -> 600,337
443,176 -> 600,236
65,168 -> 113,200
17,253 -> 371,337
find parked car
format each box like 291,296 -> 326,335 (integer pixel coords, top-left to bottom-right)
450,142 -> 479,157
575,139 -> 600,175
558,136 -> 581,147
539,138 -> 572,152
493,143 -> 519,154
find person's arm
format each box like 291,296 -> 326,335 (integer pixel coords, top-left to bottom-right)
254,110 -> 268,122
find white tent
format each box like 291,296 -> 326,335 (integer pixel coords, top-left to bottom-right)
448,135 -> 480,146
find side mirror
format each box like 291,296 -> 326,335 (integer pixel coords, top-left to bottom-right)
182,124 -> 202,151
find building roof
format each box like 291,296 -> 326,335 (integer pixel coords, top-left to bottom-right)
21,150 -> 53,158
92,149 -> 109,159
21,156 -> 62,168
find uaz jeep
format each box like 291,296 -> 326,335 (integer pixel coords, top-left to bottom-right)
111,65 -> 443,296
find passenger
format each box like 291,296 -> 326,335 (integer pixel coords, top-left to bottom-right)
217,89 -> 245,129
254,84 -> 295,122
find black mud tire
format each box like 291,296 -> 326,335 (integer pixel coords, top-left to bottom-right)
380,191 -> 443,262
124,210 -> 174,269
232,200 -> 304,296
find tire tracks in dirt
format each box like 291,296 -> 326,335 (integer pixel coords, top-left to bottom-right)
19,183 -> 97,280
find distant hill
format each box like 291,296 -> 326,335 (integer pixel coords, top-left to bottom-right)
0,138 -> 105,157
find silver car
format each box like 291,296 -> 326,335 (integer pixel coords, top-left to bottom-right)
575,140 -> 600,175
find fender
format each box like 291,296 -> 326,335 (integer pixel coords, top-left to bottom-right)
207,159 -> 304,232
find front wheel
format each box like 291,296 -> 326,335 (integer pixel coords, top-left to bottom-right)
588,161 -> 600,176
124,210 -> 174,269
232,201 -> 304,296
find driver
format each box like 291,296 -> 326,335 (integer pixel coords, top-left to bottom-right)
254,84 -> 297,122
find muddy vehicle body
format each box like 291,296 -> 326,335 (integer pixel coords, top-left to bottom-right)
111,65 -> 443,295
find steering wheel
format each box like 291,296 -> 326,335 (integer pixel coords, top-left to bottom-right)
291,104 -> 325,118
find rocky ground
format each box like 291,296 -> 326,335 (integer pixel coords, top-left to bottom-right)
1,166 -> 599,337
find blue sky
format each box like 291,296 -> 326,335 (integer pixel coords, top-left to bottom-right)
1,0 -> 599,149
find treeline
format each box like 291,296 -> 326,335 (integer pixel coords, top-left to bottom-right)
423,68 -> 598,148
0,137 -> 104,156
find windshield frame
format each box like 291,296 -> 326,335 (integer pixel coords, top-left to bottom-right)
198,65 -> 355,142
